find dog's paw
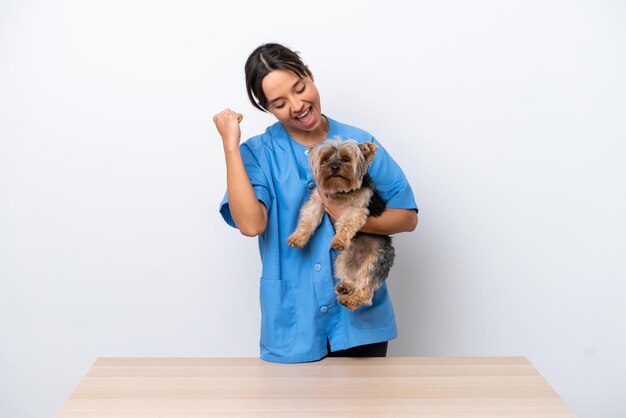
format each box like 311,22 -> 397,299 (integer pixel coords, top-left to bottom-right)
331,236 -> 351,250
336,282 -> 361,311
287,232 -> 307,249
336,284 -> 374,311
335,281 -> 355,295
337,294 -> 363,311
337,292 -> 373,311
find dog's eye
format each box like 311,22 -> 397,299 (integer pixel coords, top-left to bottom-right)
341,157 -> 350,163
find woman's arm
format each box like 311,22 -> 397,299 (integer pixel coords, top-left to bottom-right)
214,109 -> 267,237
224,148 -> 268,236
319,192 -> 417,235
361,208 -> 417,235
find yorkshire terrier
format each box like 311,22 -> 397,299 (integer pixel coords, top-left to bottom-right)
287,139 -> 395,311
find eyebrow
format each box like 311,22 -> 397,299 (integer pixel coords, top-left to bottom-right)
268,78 -> 305,104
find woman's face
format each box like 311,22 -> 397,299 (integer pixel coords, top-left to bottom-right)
261,69 -> 325,139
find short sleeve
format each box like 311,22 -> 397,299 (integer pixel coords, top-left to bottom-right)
219,143 -> 273,229
367,137 -> 418,213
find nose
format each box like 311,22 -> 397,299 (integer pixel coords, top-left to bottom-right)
291,97 -> 304,115
331,162 -> 340,173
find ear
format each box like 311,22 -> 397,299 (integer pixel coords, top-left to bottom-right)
307,145 -> 320,177
358,142 -> 379,165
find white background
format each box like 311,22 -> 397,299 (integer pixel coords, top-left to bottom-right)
1,1 -> 625,417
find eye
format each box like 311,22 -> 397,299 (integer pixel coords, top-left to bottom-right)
296,83 -> 306,94
274,102 -> 286,109
341,157 -> 350,163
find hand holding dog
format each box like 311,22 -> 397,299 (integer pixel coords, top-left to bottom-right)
318,190 -> 345,222
213,109 -> 244,153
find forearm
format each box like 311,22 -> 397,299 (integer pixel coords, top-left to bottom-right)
360,208 -> 418,235
225,149 -> 267,236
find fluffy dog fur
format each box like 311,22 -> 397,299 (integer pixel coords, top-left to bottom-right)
287,139 -> 395,311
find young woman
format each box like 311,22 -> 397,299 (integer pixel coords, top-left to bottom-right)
214,43 -> 418,363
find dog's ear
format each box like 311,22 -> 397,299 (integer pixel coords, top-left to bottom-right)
307,145 -> 321,178
359,142 -> 379,165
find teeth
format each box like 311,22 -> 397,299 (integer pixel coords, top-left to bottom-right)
296,108 -> 310,119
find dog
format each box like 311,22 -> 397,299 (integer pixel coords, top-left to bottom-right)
287,139 -> 395,311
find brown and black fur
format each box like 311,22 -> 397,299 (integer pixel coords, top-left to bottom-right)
287,139 -> 395,311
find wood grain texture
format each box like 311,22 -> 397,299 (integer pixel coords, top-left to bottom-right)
55,357 -> 577,417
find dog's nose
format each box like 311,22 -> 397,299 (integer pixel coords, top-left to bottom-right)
331,162 -> 340,173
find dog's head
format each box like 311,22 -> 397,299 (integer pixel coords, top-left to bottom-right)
308,139 -> 378,194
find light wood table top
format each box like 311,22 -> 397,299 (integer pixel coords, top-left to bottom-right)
55,357 -> 577,417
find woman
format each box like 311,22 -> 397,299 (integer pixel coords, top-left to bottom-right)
214,43 -> 418,363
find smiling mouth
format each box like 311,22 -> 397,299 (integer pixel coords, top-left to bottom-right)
294,107 -> 316,126
295,107 -> 310,120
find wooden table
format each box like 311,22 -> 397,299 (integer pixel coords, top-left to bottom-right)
55,357 -> 577,417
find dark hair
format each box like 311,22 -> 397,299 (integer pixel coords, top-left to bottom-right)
245,43 -> 312,112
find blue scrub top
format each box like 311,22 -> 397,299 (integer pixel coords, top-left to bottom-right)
219,116 -> 418,363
